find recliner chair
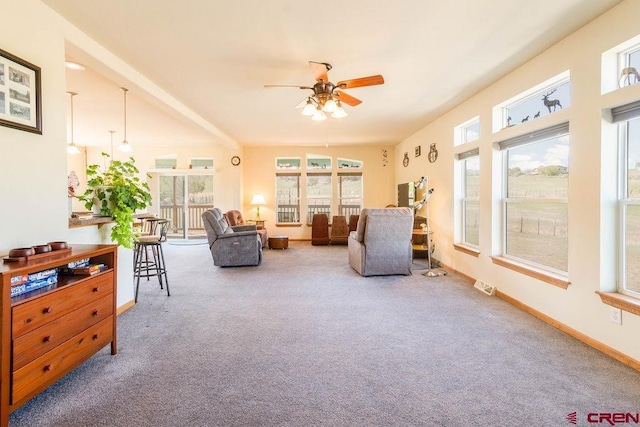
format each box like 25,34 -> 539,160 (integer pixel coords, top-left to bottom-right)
224,209 -> 268,248
202,208 -> 262,267
348,207 -> 413,276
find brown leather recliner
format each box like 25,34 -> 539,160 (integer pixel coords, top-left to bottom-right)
311,213 -> 330,246
224,210 -> 268,248
330,215 -> 349,245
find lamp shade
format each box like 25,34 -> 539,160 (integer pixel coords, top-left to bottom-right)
251,194 -> 266,205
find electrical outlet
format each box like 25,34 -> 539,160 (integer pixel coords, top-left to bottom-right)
610,307 -> 622,325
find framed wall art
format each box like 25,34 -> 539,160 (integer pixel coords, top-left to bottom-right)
0,48 -> 42,134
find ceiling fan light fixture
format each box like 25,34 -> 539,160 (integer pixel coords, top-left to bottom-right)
312,108 -> 326,121
301,99 -> 316,116
322,97 -> 338,113
331,102 -> 347,118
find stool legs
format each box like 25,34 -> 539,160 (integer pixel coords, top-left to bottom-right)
134,242 -> 170,302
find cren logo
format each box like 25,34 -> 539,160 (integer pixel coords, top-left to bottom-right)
567,412 -> 578,425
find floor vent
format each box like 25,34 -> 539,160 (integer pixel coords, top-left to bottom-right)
474,280 -> 496,296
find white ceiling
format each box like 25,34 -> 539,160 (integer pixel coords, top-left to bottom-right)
44,0 -> 621,149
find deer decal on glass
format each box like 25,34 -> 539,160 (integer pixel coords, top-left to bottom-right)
542,89 -> 562,113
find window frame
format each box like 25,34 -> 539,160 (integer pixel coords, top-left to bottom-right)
275,173 -> 301,224
305,172 -> 332,224
337,172 -> 363,219
456,148 -> 480,248
498,122 -> 570,274
614,103 -> 640,298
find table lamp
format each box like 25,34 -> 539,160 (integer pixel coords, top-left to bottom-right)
251,193 -> 266,220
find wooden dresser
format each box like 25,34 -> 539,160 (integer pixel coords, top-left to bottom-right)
0,244 -> 118,426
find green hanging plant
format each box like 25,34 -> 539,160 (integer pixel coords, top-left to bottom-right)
79,152 -> 152,249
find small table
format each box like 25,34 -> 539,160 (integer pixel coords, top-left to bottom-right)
247,219 -> 266,230
269,235 -> 289,249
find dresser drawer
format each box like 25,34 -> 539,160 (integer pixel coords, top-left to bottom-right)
12,272 -> 113,337
12,294 -> 113,371
11,316 -> 113,406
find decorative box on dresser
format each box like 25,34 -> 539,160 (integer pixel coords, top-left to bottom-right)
0,244 -> 118,426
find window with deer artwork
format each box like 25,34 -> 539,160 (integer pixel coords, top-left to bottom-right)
502,80 -> 570,128
492,72 -> 570,132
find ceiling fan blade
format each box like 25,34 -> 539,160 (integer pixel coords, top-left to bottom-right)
335,91 -> 362,107
336,75 -> 384,89
309,61 -> 331,83
264,84 -> 313,90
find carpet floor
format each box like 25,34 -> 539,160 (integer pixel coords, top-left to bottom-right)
9,241 -> 640,426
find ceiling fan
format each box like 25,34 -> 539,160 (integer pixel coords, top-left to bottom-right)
265,61 -> 384,120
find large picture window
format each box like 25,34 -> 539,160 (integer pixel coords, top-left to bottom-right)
306,173 -> 331,224
498,123 -> 569,272
456,149 -> 479,247
337,173 -> 362,219
613,101 -> 640,296
276,173 -> 300,223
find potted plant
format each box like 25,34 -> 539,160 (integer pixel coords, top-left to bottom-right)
79,152 -> 152,249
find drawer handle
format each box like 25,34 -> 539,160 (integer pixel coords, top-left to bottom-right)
92,310 -> 99,316
93,334 -> 99,340
43,335 -> 52,343
93,287 -> 99,293
43,307 -> 52,314
43,364 -> 52,372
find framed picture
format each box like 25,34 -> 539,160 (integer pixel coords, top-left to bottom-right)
415,145 -> 421,157
0,48 -> 42,134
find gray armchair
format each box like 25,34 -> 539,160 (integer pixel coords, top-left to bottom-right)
348,207 -> 413,276
202,208 -> 262,267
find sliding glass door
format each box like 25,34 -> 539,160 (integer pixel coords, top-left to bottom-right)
157,172 -> 214,239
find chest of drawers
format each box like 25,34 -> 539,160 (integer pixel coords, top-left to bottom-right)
0,244 -> 118,426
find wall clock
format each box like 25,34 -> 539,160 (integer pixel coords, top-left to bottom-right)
403,152 -> 409,167
428,144 -> 438,163
231,156 -> 241,166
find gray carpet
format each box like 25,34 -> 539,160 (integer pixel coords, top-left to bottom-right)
10,242 -> 640,426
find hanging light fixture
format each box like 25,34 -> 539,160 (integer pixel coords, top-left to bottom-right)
118,87 -> 132,153
109,130 -> 116,159
66,91 -> 81,155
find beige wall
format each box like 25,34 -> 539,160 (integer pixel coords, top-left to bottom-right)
242,145 -> 395,240
0,0 -> 68,250
395,0 -> 640,361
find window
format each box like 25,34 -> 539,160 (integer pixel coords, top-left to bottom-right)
189,158 -> 213,169
154,157 -> 177,169
493,72 -> 570,132
456,149 -> 480,247
619,45 -> 640,88
307,154 -> 331,169
613,101 -> 640,296
306,173 -> 331,223
276,173 -> 300,223
276,157 -> 301,170
337,158 -> 362,169
338,173 -> 362,218
455,117 -> 480,146
498,123 -> 569,272
505,81 -> 570,128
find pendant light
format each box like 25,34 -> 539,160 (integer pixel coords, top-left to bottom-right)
118,87 -> 132,153
66,91 -> 81,155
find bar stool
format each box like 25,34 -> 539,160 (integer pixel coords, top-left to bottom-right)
134,219 -> 170,302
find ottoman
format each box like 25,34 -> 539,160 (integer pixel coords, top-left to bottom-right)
269,235 -> 289,249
